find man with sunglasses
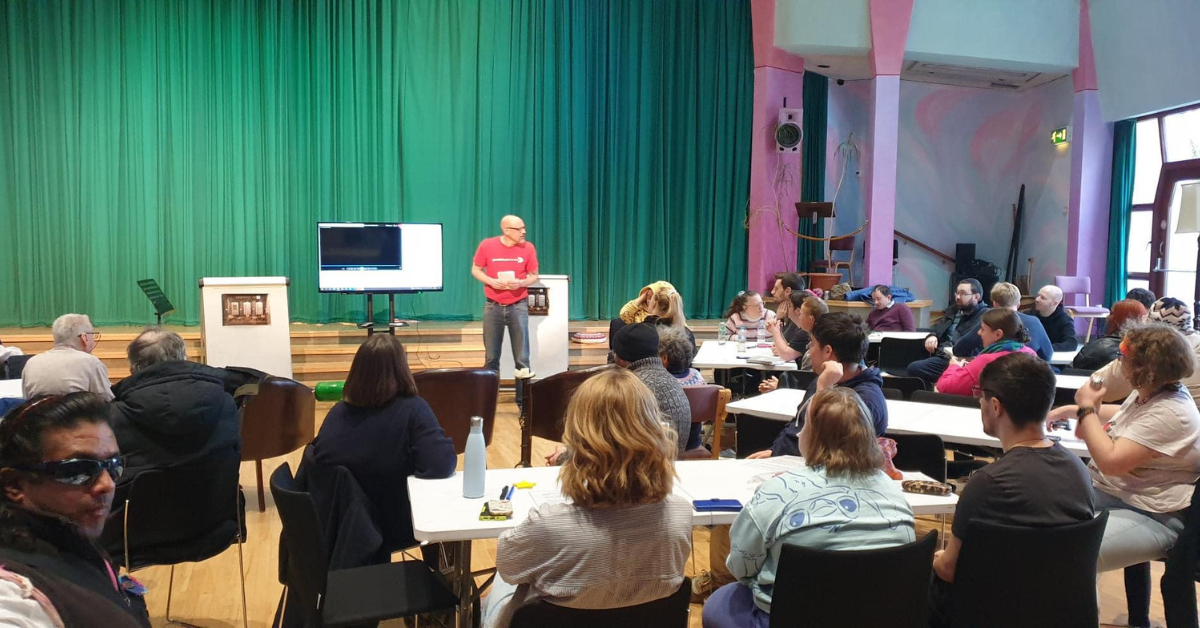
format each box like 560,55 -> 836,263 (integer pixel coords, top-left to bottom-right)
21,313 -> 114,401
0,393 -> 149,627
928,353 -> 1094,626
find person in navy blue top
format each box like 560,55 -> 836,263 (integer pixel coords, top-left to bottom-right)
748,312 -> 888,459
954,283 -> 1053,362
311,334 -> 456,553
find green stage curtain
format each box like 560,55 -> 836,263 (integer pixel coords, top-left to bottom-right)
0,0 -> 752,326
797,71 -> 827,273
1105,119 -> 1137,307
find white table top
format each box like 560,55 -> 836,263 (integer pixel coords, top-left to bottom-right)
867,331 -> 930,343
408,459 -> 957,542
0,380 -> 22,399
1056,374 -> 1089,390
692,340 -> 797,372
725,388 -> 807,421
1050,350 -> 1080,366
723,390 -> 1091,457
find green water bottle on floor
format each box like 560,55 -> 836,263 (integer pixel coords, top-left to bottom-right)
314,381 -> 345,402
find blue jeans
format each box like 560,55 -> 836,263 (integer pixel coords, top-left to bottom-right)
702,582 -> 770,628
484,299 -> 530,410
1095,489 -> 1186,572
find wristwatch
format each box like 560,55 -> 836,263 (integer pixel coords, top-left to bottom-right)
1077,406 -> 1097,420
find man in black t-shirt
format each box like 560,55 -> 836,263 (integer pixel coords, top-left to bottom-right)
930,353 -> 1095,626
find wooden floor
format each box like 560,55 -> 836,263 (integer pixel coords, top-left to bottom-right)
135,394 -> 1184,628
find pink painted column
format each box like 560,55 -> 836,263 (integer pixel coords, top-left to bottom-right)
1066,0 -> 1114,320
863,76 -> 901,286
862,0 -> 914,286
747,0 -> 804,292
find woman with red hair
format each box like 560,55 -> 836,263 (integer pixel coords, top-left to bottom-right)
1071,299 -> 1148,371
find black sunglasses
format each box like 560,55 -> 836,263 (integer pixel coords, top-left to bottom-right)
16,456 -> 124,486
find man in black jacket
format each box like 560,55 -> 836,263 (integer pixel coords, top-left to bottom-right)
108,328 -> 240,490
1029,285 -> 1080,351
0,393 -> 150,627
907,279 -> 989,386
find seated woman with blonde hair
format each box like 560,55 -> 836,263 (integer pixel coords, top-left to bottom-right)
619,280 -> 677,324
483,368 -> 693,628
702,387 -> 915,628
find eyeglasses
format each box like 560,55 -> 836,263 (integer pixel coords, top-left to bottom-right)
15,456 -> 124,486
955,291 -> 976,297
83,331 -> 101,340
503,226 -> 526,232
970,386 -> 1000,402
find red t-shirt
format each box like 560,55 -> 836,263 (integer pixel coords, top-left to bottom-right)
473,237 -> 539,305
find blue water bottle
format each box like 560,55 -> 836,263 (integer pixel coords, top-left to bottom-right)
463,416 -> 487,498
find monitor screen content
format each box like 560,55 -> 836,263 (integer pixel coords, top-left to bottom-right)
317,222 -> 443,293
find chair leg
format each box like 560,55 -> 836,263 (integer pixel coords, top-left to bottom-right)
166,564 -> 176,622
1124,562 -> 1152,628
236,539 -> 249,628
1085,318 -> 1095,343
255,460 -> 265,512
711,417 -> 724,461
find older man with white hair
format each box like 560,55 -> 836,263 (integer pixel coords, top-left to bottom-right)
21,313 -> 113,401
1029,285 -> 1079,351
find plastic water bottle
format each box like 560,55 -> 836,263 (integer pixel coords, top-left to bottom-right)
737,325 -> 747,354
756,319 -> 766,345
463,416 -> 487,498
718,322 -> 728,345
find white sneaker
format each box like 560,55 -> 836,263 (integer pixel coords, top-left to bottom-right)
514,368 -> 536,380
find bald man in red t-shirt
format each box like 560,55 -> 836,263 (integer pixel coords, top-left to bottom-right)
472,215 -> 539,411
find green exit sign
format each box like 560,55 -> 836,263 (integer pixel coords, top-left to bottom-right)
1051,127 -> 1070,145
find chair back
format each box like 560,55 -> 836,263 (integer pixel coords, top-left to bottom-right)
241,377 -> 316,462
829,236 -> 855,252
887,375 -> 928,399
769,531 -> 938,628
779,370 -> 817,391
1059,367 -> 1096,377
510,577 -> 691,628
950,512 -> 1108,628
879,338 -> 930,376
682,385 -> 728,425
103,447 -> 245,571
882,387 -> 903,400
736,414 -> 788,459
887,432 -> 947,482
911,389 -> 980,409
1054,275 -> 1091,302
412,368 -> 499,453
3,354 -> 32,380
526,367 -> 612,442
270,462 -> 331,628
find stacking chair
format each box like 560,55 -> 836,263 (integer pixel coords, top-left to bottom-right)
882,387 -> 903,400
510,577 -> 691,628
887,432 -> 948,482
735,414 -> 788,459
519,366 -> 613,466
1055,275 -> 1109,342
948,513 -> 1109,628
413,368 -> 499,453
769,531 -> 938,628
911,389 -> 980,409
270,463 -> 459,628
1124,477 -> 1200,628
814,236 -> 855,283
680,385 -> 732,460
887,375 -> 928,399
3,353 -> 32,380
878,337 -> 930,377
102,449 -> 248,628
241,376 -> 316,511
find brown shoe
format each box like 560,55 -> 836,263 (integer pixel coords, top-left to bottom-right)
690,569 -> 735,604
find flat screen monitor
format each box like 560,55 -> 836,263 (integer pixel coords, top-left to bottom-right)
317,222 -> 443,293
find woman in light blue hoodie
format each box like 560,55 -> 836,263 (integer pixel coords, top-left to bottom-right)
702,387 -> 916,628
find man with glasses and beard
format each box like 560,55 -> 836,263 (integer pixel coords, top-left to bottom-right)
0,393 -> 149,627
907,279 -> 989,387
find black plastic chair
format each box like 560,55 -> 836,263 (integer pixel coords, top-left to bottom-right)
510,577 -> 690,628
3,354 -> 32,380
101,449 -> 247,627
270,463 -> 458,628
887,432 -> 947,482
882,387 -> 903,400
784,369 -> 817,391
1059,367 -> 1097,376
735,414 -> 790,458
886,375 -> 928,399
879,337 -> 930,377
1124,477 -> 1200,628
948,512 -> 1109,628
769,531 -> 938,628
911,389 -> 980,409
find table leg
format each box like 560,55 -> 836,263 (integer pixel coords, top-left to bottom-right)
455,540 -> 474,628
518,408 -> 532,468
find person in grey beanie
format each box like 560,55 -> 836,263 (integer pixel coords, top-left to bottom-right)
611,323 -> 692,456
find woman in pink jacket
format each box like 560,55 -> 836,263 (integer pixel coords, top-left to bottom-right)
937,308 -> 1036,396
